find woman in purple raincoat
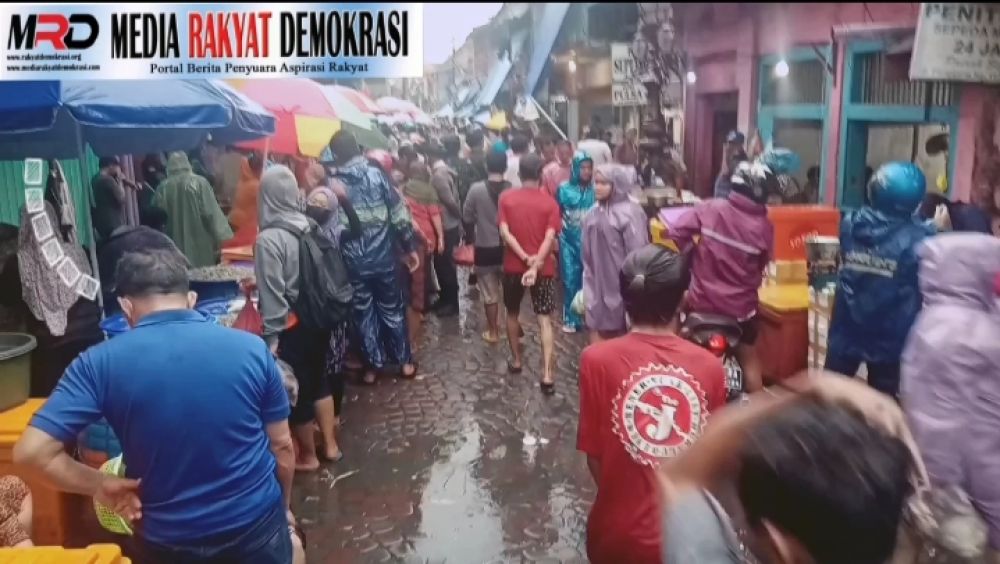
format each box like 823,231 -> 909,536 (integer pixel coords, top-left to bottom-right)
901,233 -> 1000,553
581,164 -> 649,344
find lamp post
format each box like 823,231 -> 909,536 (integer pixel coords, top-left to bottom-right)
632,3 -> 685,189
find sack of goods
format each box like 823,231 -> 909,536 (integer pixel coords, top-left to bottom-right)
808,285 -> 834,369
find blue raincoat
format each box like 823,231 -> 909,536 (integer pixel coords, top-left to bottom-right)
334,156 -> 417,369
556,152 -> 595,330
827,207 -> 935,365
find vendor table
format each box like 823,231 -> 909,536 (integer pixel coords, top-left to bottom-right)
756,285 -> 810,383
0,399 -> 84,547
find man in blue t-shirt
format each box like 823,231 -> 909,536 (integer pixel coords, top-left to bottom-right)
14,247 -> 295,563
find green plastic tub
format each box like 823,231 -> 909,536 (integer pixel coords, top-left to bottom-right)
0,333 -> 37,412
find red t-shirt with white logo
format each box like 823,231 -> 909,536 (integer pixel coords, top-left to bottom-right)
577,332 -> 726,564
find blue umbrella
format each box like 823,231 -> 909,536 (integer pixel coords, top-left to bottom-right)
0,80 -> 275,159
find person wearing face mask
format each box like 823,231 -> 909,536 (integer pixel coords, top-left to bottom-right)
303,182 -> 361,464
14,247 -> 296,564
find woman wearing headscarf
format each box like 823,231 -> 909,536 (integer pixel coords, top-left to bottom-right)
401,161 -> 444,352
303,182 -> 361,463
256,165 -> 327,472
901,233 -> 1000,557
582,164 -> 649,344
556,151 -> 595,333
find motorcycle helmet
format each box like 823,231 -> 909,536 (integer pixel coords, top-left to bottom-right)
867,161 -> 926,218
365,149 -> 395,175
730,159 -> 779,205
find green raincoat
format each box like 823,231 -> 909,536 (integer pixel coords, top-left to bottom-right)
153,152 -> 233,267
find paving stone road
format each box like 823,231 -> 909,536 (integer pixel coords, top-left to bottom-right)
294,283 -> 595,563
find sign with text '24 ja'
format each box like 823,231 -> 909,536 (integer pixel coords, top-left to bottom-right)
910,2 -> 1000,83
0,3 -> 423,80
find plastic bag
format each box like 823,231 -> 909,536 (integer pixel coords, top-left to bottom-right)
277,359 -> 299,407
453,244 -> 475,267
232,287 -> 262,335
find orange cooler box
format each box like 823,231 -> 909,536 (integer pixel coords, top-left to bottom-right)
768,206 -> 840,261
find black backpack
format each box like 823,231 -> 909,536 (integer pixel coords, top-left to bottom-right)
273,221 -> 353,329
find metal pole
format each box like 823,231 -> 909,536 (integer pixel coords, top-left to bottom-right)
531,96 -> 567,140
74,121 -> 104,315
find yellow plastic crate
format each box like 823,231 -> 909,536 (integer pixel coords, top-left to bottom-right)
0,544 -> 130,563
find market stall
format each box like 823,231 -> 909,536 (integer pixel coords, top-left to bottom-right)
0,79 -> 275,547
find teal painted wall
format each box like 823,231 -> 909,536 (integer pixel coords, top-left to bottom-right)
0,149 -> 99,246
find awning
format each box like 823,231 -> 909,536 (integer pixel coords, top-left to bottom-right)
0,81 -> 60,132
523,3 -> 571,96
476,30 -> 528,109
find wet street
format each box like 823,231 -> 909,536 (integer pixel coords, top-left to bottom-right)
293,282 -> 594,563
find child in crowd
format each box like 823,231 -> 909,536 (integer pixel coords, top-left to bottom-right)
826,162 -> 933,397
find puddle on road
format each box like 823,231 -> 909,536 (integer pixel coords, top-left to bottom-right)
411,422 -> 506,561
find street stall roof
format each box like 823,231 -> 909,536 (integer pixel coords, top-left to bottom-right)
476,31 -> 528,109
0,80 -> 276,159
0,81 -> 61,133
523,3 -> 571,96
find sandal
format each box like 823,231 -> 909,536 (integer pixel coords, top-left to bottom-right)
540,381 -> 556,395
481,330 -> 499,344
401,362 -> 419,379
507,360 -> 522,374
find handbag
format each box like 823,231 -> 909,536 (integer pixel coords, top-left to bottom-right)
453,244 -> 475,267
232,286 -> 263,336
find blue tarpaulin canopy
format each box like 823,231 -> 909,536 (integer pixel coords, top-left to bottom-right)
476,31 -> 528,109
523,3 -> 571,96
0,80 -> 275,159
0,81 -> 60,133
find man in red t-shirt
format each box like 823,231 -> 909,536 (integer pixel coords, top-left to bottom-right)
498,154 -> 562,393
577,244 -> 726,564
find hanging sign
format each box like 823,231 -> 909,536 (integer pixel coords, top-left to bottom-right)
910,3 -> 1000,83
611,43 -> 648,107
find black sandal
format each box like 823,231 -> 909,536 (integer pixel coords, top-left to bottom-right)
507,361 -> 522,374
540,381 -> 555,395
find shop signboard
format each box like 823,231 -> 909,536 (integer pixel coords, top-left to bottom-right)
611,42 -> 647,106
612,82 -> 648,106
910,2 -> 1000,84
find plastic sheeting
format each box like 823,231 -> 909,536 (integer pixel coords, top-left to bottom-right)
0,80 -> 275,159
523,4 -> 571,96
477,31 -> 528,109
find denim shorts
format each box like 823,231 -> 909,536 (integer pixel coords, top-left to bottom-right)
142,502 -> 292,564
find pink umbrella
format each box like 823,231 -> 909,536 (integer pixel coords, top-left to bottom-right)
333,85 -> 383,115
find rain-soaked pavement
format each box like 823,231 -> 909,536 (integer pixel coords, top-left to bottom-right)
293,281 -> 594,563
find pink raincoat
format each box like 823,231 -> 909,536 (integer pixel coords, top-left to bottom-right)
581,164 -> 649,333
901,233 -> 1000,549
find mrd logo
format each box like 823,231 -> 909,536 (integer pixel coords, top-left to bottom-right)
7,14 -> 99,50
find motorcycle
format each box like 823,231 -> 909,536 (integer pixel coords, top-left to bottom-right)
680,312 -> 746,403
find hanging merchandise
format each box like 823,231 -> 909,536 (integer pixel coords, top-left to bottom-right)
24,188 -> 44,214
